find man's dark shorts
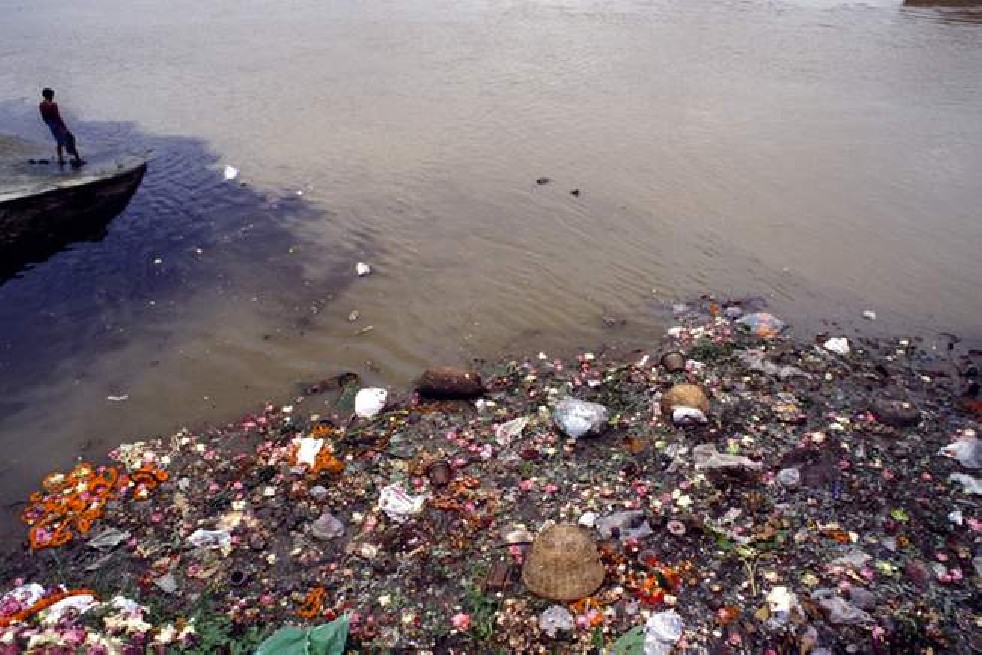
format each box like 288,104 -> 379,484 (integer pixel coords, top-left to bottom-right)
45,120 -> 74,149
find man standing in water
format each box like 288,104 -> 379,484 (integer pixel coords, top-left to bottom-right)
39,88 -> 85,167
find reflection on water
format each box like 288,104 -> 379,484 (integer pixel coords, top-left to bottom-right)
0,0 -> 980,534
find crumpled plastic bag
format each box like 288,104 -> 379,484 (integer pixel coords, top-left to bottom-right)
377,483 -> 427,523
643,610 -> 684,655
693,443 -> 762,471
735,312 -> 785,338
737,349 -> 811,380
187,529 -> 232,550
539,605 -> 575,637
257,615 -> 349,655
811,589 -> 872,625
354,388 -> 387,418
294,437 -> 325,466
495,416 -> 529,446
88,528 -> 132,552
950,473 -> 982,494
765,586 -> 798,627
553,397 -> 608,438
938,435 -> 981,469
672,407 -> 708,425
822,337 -> 851,356
595,510 -> 652,541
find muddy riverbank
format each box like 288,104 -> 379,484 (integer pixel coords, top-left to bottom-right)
2,299 -> 979,653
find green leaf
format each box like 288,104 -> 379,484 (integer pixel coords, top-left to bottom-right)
890,508 -> 909,522
611,626 -> 646,655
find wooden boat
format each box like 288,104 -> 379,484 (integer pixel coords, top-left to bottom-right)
0,154 -> 147,279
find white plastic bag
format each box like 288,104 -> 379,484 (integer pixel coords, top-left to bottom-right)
823,337 -> 851,356
938,435 -> 981,469
553,397 -> 608,438
355,388 -> 387,418
377,483 -> 427,523
644,610 -> 684,655
187,529 -> 232,550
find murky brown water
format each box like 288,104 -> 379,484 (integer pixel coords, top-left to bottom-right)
1,0 -> 980,531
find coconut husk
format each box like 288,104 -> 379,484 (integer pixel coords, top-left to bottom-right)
660,383 -> 710,414
522,524 -> 605,601
415,367 -> 485,400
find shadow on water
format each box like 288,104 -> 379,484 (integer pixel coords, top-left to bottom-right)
0,108 -> 363,423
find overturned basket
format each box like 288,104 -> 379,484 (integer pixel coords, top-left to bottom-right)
522,524 -> 605,601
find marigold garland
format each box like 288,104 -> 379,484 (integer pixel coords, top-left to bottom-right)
21,462 -> 167,550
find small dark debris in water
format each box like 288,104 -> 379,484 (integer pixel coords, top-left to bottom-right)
570,188 -> 580,196
602,315 -> 627,329
536,177 -> 550,185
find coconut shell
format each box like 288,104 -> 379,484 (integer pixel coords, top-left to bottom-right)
522,524 -> 605,601
660,383 -> 710,414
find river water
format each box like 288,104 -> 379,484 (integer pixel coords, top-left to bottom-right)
0,0 -> 980,526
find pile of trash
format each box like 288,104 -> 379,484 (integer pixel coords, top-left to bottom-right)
1,298 -> 979,654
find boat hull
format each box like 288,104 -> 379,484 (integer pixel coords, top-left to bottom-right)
0,162 -> 147,279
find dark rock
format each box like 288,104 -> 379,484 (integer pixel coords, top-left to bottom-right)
416,367 -> 485,400
536,177 -> 551,185
870,397 -> 921,428
848,587 -> 876,610
661,352 -> 687,373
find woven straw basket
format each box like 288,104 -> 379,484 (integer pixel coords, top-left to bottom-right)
522,524 -> 605,601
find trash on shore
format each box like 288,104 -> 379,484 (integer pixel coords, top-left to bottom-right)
1,296 -> 979,654
355,262 -> 372,277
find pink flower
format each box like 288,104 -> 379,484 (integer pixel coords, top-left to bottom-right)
519,479 -> 534,491
882,469 -> 895,481
949,568 -> 963,582
921,472 -> 932,481
544,483 -> 559,494
451,613 -> 471,631
935,552 -> 948,562
871,625 -> 886,641
967,517 -> 982,531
